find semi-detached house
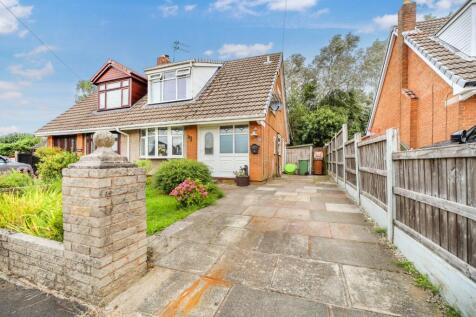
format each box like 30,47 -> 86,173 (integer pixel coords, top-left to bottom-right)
36,53 -> 289,182
368,0 -> 476,148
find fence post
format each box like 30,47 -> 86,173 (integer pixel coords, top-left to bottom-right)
354,132 -> 362,206
386,128 -> 399,242
342,124 -> 348,187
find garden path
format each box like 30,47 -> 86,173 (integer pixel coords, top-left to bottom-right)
106,175 -> 442,317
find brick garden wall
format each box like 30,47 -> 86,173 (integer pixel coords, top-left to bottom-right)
0,229 -> 65,291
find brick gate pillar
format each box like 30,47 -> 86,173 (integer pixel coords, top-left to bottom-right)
62,131 -> 147,305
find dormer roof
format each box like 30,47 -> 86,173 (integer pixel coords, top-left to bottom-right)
90,59 -> 147,84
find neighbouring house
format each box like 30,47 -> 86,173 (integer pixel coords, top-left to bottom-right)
36,53 -> 289,181
368,0 -> 476,149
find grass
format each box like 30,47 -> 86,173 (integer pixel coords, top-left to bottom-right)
373,226 -> 387,236
145,184 -> 223,235
395,259 -> 462,317
0,180 -> 63,241
0,174 -> 224,241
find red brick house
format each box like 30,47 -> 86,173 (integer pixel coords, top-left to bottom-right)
36,54 -> 289,182
368,0 -> 476,149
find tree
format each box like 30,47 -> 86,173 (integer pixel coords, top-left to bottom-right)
284,53 -> 314,95
360,39 -> 387,98
0,133 -> 40,157
75,80 -> 96,102
312,33 -> 362,95
301,108 -> 347,146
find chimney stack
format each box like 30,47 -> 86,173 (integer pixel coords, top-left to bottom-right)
157,54 -> 170,65
398,0 -> 416,89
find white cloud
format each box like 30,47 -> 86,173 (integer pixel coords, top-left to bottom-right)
373,14 -> 398,30
312,8 -> 329,18
158,2 -> 179,17
184,4 -> 197,12
14,44 -> 55,58
218,42 -> 273,58
268,0 -> 317,12
211,0 -> 318,16
0,125 -> 19,135
204,49 -> 214,56
9,61 -> 54,80
0,0 -> 33,35
0,91 -> 22,100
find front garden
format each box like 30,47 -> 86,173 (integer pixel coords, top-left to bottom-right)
0,149 -> 223,242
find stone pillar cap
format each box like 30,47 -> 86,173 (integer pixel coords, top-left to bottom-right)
70,131 -> 134,169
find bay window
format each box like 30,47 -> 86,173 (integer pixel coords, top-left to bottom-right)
140,127 -> 184,158
149,68 -> 191,104
98,79 -> 130,110
220,125 -> 249,154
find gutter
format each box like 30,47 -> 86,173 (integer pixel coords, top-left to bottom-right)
115,128 -> 130,161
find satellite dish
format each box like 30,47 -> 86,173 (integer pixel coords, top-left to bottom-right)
269,93 -> 282,111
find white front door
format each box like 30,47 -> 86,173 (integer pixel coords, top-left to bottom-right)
198,125 -> 249,178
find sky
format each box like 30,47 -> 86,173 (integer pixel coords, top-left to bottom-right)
0,0 -> 467,134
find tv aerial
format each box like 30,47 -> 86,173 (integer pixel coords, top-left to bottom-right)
172,41 -> 190,62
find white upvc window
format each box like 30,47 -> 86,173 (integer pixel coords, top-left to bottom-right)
149,68 -> 191,104
140,127 -> 184,158
98,79 -> 130,110
219,125 -> 249,154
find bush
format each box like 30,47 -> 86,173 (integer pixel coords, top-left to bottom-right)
135,159 -> 152,174
0,170 -> 33,189
35,147 -> 79,181
170,179 -> 208,208
153,159 -> 212,194
0,133 -> 40,157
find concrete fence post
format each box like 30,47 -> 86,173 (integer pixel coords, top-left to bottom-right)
386,128 -> 399,242
62,131 -> 147,305
342,124 -> 348,186
354,132 -> 362,206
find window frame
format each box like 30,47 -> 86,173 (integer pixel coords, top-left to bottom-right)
140,127 -> 184,159
98,79 -> 131,111
148,67 -> 192,104
219,124 -> 249,155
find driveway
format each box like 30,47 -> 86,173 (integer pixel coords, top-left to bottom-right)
107,175 -> 441,317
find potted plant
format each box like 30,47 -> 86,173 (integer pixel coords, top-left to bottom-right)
234,165 -> 250,187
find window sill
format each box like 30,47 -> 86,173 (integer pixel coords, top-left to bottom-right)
140,156 -> 184,160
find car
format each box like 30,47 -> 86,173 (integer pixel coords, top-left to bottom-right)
0,156 -> 34,174
451,125 -> 476,144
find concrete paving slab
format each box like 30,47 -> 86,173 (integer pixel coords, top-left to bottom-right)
330,306 -> 394,317
343,265 -> 441,316
172,222 -> 222,244
275,191 -> 298,196
213,227 -> 263,250
0,278 -> 86,317
257,232 -> 309,257
309,237 -> 400,271
212,214 -> 251,228
216,285 -> 329,317
283,194 -> 311,202
275,207 -> 311,221
270,256 -> 347,306
246,216 -> 288,232
156,241 -> 225,274
256,187 -> 277,191
326,203 -> 362,213
296,188 -> 317,194
243,206 -> 277,218
286,220 -> 332,238
330,223 -> 379,243
208,248 -> 279,289
310,210 -> 367,225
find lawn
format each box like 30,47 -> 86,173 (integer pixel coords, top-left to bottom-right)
146,184 -> 222,235
0,181 -> 222,241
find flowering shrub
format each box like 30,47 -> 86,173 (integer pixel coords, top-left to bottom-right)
169,179 -> 208,208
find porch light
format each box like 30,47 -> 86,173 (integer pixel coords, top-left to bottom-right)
251,127 -> 258,137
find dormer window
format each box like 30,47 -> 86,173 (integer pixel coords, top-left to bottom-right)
98,79 -> 130,110
149,67 -> 191,104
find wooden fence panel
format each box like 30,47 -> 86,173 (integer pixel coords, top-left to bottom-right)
358,136 -> 388,208
393,145 -> 476,278
345,139 -> 356,187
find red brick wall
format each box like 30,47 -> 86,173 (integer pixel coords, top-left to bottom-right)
370,38 -> 476,148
